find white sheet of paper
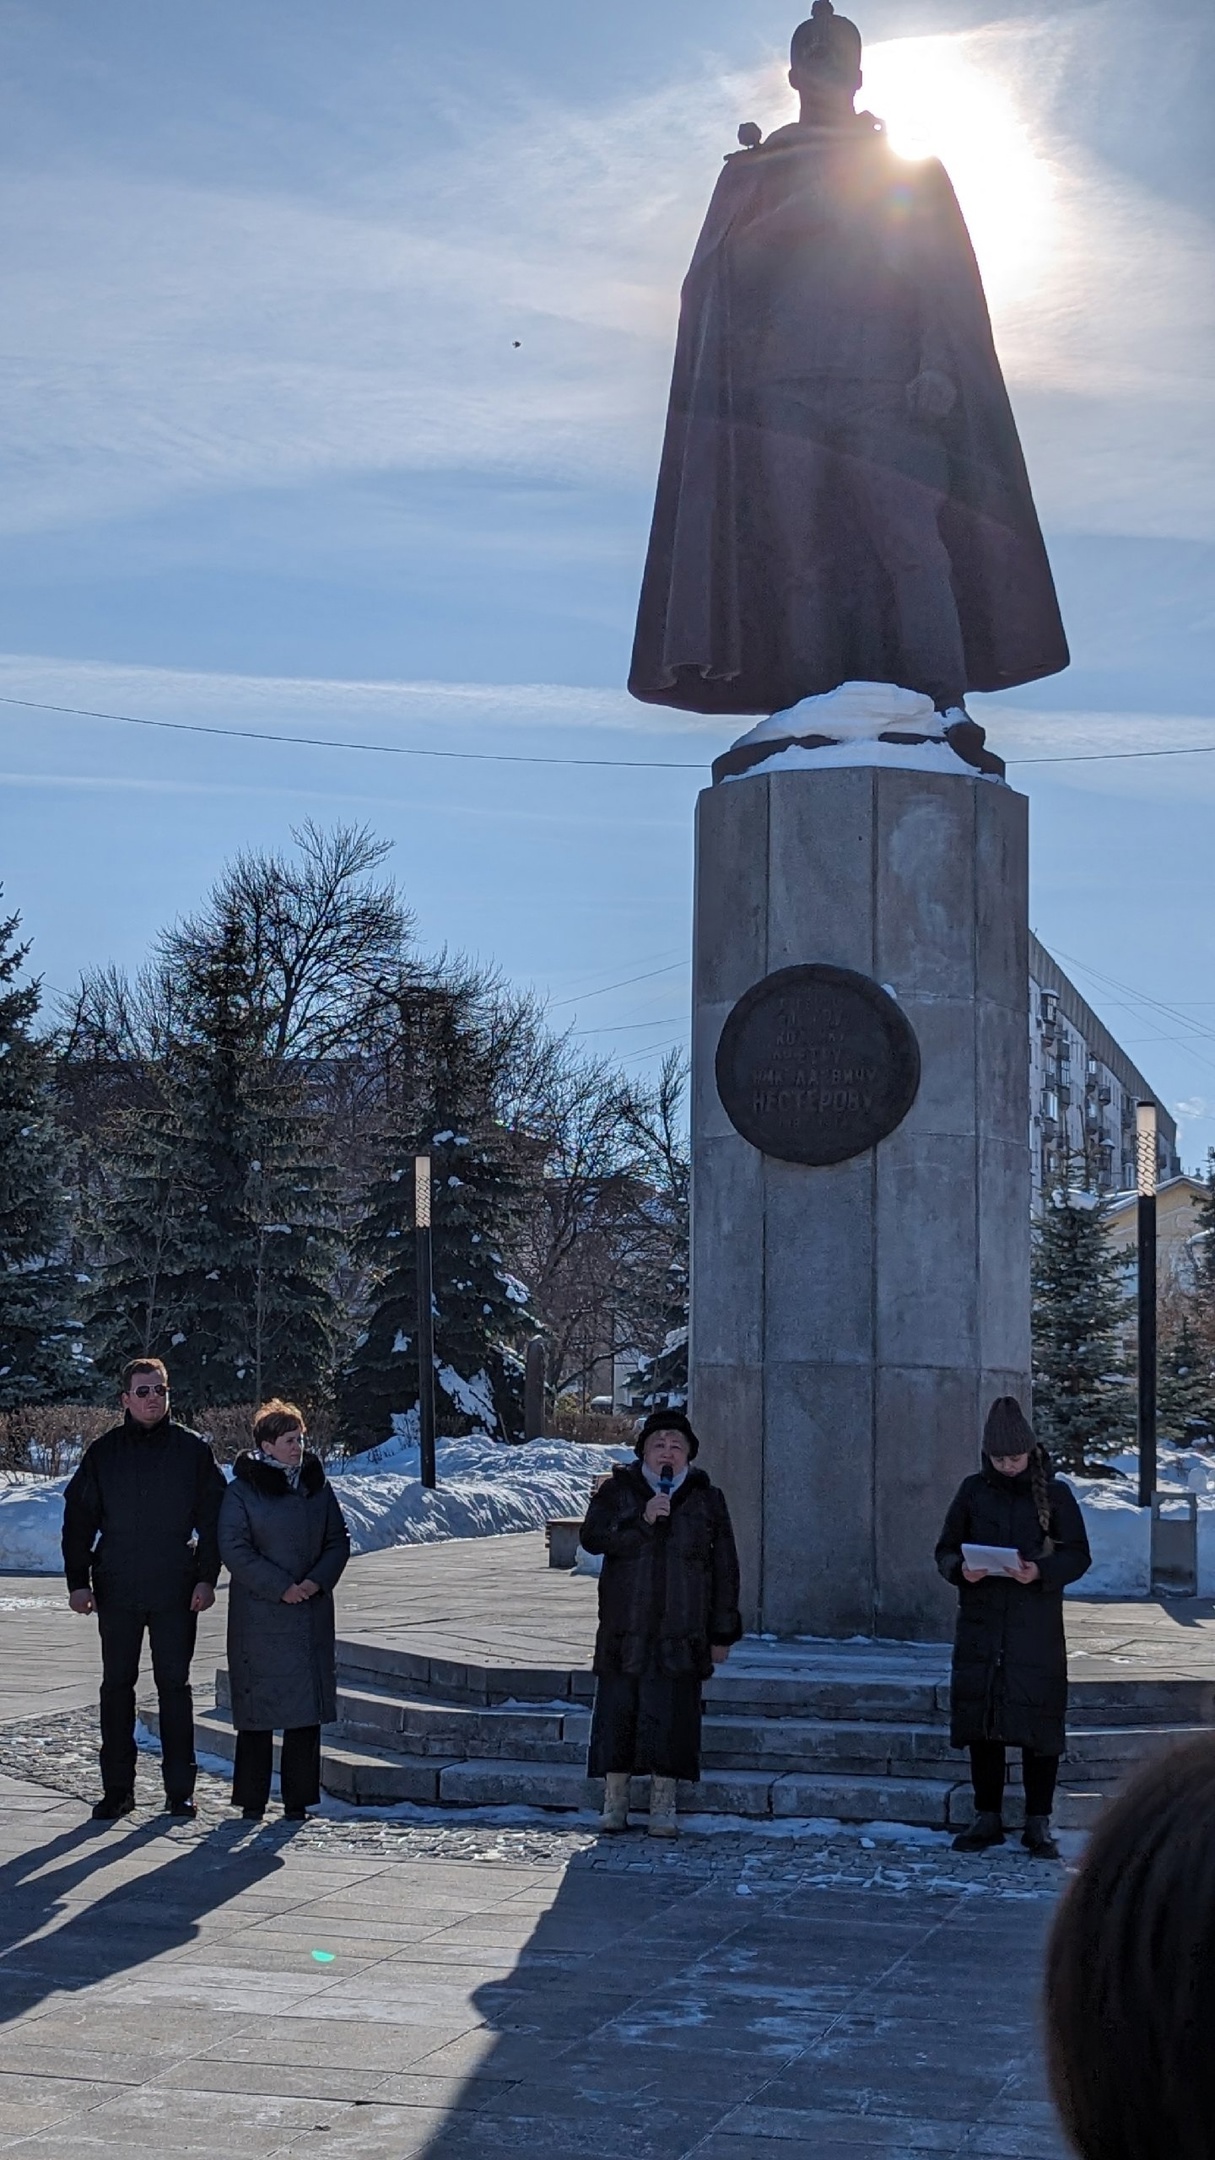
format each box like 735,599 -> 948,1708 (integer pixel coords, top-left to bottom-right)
961,1542 -> 1023,1576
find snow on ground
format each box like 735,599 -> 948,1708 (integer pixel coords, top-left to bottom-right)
1065,1443 -> 1215,1597
8,1426 -> 1215,1599
1066,1475 -> 1152,1596
0,1432 -> 629,1574
329,1432 -> 628,1555
0,1479 -> 73,1575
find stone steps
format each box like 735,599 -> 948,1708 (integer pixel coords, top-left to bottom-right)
159,1700 -> 1120,1831
331,1636 -> 1215,1729
172,1702 -> 964,1824
179,1662 -> 1215,1833
214,1666 -> 1212,1782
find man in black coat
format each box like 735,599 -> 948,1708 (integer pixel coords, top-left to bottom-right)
629,2 -> 1067,768
62,1357 -> 226,1821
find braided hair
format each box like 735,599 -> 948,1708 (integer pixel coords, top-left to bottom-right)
983,1396 -> 1054,1550
1029,1445 -> 1054,1550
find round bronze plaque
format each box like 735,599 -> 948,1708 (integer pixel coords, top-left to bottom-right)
715,964 -> 920,1165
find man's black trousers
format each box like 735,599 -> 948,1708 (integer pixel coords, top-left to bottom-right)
97,1602 -> 198,1802
231,1727 -> 322,1815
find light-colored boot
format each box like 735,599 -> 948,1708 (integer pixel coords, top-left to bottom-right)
598,1773 -> 630,1834
648,1776 -> 679,1838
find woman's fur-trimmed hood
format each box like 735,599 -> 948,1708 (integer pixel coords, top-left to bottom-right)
232,1449 -> 326,1498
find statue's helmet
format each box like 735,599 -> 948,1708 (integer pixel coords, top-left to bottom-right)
790,0 -> 863,80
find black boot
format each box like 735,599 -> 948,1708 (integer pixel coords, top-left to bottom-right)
91,1789 -> 135,1822
952,1809 -> 1005,1851
1022,1814 -> 1061,1859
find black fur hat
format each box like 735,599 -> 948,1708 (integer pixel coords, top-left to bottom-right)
634,1408 -> 700,1459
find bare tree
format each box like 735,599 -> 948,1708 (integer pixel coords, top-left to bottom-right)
161,821 -> 412,1062
508,1048 -> 689,1406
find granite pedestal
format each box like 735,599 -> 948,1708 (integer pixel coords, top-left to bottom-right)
690,765 -> 1030,1640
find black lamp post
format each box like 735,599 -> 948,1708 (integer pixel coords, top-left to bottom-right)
415,1154 -> 437,1491
1135,1101 -> 1158,1511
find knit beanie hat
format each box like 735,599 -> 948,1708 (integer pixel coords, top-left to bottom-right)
983,1396 -> 1035,1459
634,1408 -> 700,1459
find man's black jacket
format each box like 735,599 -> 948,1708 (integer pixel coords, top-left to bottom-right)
62,1415 -> 226,1608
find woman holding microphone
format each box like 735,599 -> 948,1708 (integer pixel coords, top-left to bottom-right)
580,1410 -> 741,1839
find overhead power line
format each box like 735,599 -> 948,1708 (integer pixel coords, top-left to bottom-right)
4,691 -> 1215,772
0,694 -> 706,771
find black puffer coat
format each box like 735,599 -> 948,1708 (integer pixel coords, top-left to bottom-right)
219,1452 -> 350,1731
935,1456 -> 1091,1754
579,1463 -> 742,1680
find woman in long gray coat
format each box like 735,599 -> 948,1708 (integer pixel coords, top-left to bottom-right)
218,1399 -> 350,1821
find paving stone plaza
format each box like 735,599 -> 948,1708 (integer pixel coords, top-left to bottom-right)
4,1543 -> 1215,2158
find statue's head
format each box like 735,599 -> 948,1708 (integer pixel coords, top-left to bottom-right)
789,0 -> 863,102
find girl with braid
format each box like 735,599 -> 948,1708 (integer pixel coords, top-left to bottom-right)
935,1398 -> 1091,1857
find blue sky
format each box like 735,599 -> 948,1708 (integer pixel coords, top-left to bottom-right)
1,0 -> 1213,1146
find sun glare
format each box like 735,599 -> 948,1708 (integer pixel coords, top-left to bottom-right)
861,35 -> 1056,310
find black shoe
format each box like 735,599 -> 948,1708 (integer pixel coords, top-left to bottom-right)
952,1810 -> 1006,1851
166,1797 -> 197,1819
1022,1814 -> 1061,1859
240,1806 -> 265,1821
282,1808 -> 308,1822
91,1790 -> 135,1822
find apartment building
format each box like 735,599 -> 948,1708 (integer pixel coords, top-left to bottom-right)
1029,934 -> 1179,1213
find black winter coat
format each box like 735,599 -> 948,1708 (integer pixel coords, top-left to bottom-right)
579,1464 -> 743,1680
935,1458 -> 1091,1753
62,1415 -> 226,1609
218,1452 -> 350,1732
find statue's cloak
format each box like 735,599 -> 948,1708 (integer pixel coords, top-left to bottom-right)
629,121 -> 1068,715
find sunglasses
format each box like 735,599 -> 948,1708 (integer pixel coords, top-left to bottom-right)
132,1382 -> 168,1398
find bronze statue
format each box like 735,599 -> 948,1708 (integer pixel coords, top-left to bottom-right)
628,2 -> 1067,775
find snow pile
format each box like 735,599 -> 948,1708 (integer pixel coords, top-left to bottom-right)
329,1432 -> 627,1556
0,1478 -> 72,1574
1064,1443 -> 1215,1597
0,1434 -> 628,1574
1067,1476 -> 1152,1597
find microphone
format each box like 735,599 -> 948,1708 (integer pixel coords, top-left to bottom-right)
659,1465 -> 674,1503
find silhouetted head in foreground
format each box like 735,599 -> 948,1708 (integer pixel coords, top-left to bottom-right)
1045,1736 -> 1215,2160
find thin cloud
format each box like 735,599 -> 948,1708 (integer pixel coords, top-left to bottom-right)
0,9 -> 1207,542
0,650 -> 706,737
7,654 -> 1215,795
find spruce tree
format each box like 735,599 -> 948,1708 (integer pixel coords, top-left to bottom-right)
90,917 -> 339,1413
1157,1312 -> 1215,1441
1031,1162 -> 1134,1472
1193,1151 -> 1215,1314
0,906 -> 83,1407
341,996 -> 534,1447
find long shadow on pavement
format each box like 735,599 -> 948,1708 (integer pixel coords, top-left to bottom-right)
404,1841 -> 1069,2160
0,1811 -> 292,2031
